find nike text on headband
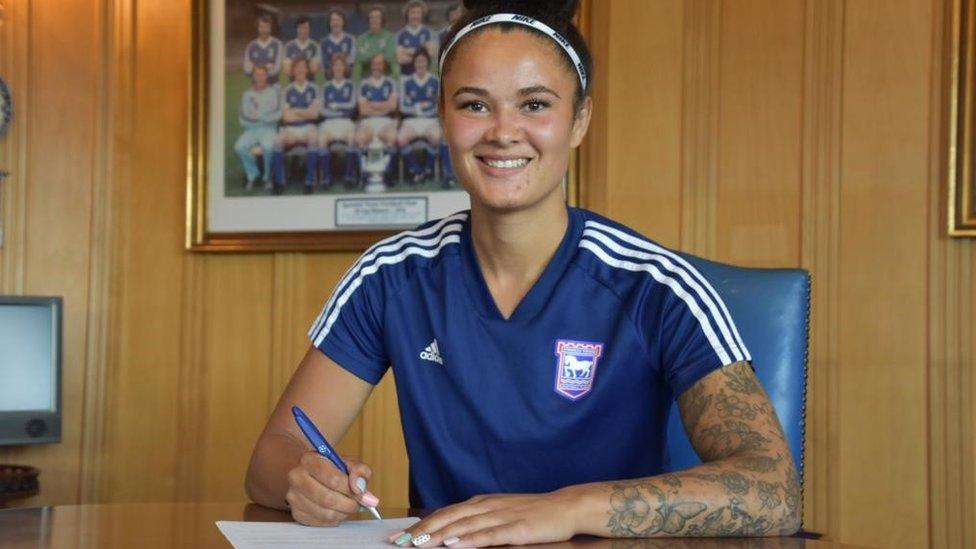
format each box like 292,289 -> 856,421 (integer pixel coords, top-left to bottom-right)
438,13 -> 588,91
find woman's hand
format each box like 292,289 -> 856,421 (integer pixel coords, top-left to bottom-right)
389,489 -> 586,548
284,452 -> 379,526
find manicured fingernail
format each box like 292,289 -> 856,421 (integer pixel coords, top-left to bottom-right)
362,492 -> 380,507
393,532 -> 413,546
443,537 -> 460,546
386,530 -> 405,542
356,477 -> 368,492
411,533 -> 431,546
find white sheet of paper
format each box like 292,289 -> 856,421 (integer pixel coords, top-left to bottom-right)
216,517 -> 420,549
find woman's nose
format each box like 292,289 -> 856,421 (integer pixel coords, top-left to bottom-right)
485,108 -> 523,145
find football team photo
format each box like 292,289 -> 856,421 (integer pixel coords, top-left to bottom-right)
223,0 -> 464,198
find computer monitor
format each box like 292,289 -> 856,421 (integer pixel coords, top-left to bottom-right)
0,296 -> 62,445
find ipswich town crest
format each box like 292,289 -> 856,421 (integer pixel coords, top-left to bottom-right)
553,340 -> 604,400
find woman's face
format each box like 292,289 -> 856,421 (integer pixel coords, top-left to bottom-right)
441,29 -> 590,213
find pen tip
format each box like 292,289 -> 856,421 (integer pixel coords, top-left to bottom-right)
369,507 -> 383,520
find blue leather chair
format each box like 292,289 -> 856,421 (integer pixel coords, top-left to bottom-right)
664,253 -> 810,487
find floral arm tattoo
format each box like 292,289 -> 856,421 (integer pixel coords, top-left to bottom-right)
603,362 -> 801,537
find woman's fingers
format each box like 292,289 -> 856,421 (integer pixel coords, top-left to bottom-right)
289,451 -> 362,518
345,458 -> 380,507
286,488 -> 349,526
392,496 -> 519,547
445,520 -> 534,548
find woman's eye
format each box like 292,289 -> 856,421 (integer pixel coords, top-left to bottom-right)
460,101 -> 487,113
523,100 -> 550,112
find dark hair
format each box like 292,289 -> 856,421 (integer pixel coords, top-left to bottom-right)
257,14 -> 274,25
294,16 -> 310,28
440,0 -> 591,111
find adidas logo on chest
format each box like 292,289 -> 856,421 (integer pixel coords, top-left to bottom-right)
419,338 -> 443,365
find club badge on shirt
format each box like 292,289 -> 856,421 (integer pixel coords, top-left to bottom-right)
553,339 -> 604,400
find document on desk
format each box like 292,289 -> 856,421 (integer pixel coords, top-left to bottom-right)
216,517 -> 420,548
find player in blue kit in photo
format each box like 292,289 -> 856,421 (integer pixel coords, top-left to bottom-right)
320,9 -> 356,76
271,57 -> 319,195
246,0 -> 801,545
283,17 -> 321,81
243,14 -> 283,83
317,55 -> 357,189
233,64 -> 281,190
355,54 -> 399,185
397,50 -> 441,185
396,0 -> 436,77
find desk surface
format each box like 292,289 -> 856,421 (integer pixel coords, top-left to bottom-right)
0,502 -> 868,548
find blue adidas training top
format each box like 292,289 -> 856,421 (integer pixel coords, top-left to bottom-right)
307,207 -> 750,508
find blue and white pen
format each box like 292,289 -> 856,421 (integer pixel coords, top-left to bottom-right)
291,405 -> 383,520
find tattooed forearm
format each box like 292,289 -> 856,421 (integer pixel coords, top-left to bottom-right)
599,362 -> 801,538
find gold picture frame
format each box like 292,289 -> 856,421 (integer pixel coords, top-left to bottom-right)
187,0 -> 584,252
949,0 -> 976,236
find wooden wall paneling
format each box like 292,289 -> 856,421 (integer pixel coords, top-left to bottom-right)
969,259 -> 976,548
99,0 -> 189,503
0,0 -> 102,507
715,0 -> 803,268
679,0 -> 720,256
78,0 -> 132,505
601,0 -> 683,247
838,1 -> 932,547
199,255 -> 275,501
799,0 -> 844,538
579,0 -> 608,215
269,253 -> 308,402
928,0 -> 952,545
930,2 -> 976,547
174,255 -> 206,501
0,0 -> 28,294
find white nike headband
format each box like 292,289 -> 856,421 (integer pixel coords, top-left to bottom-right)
438,13 -> 588,91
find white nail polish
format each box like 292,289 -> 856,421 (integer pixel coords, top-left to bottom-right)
355,476 -> 367,492
411,533 -> 431,546
443,537 -> 460,546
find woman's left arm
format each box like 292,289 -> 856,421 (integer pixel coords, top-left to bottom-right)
400,361 -> 801,547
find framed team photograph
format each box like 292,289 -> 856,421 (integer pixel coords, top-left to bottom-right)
949,0 -> 976,236
188,0 -> 472,251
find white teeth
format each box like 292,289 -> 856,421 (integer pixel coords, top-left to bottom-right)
484,158 -> 528,169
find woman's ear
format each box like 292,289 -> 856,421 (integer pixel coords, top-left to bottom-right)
570,95 -> 593,148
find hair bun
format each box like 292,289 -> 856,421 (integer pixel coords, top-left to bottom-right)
461,0 -> 579,23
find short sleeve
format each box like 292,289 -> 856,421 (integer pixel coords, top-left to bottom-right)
654,272 -> 750,397
307,271 -> 389,385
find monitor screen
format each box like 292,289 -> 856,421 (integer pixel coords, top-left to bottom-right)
0,296 -> 61,445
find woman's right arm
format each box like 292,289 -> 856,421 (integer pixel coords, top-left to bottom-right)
245,345 -> 376,524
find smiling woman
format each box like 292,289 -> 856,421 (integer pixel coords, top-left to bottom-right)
244,0 -> 800,546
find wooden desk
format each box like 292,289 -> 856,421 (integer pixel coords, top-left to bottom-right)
0,502 -> 868,548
